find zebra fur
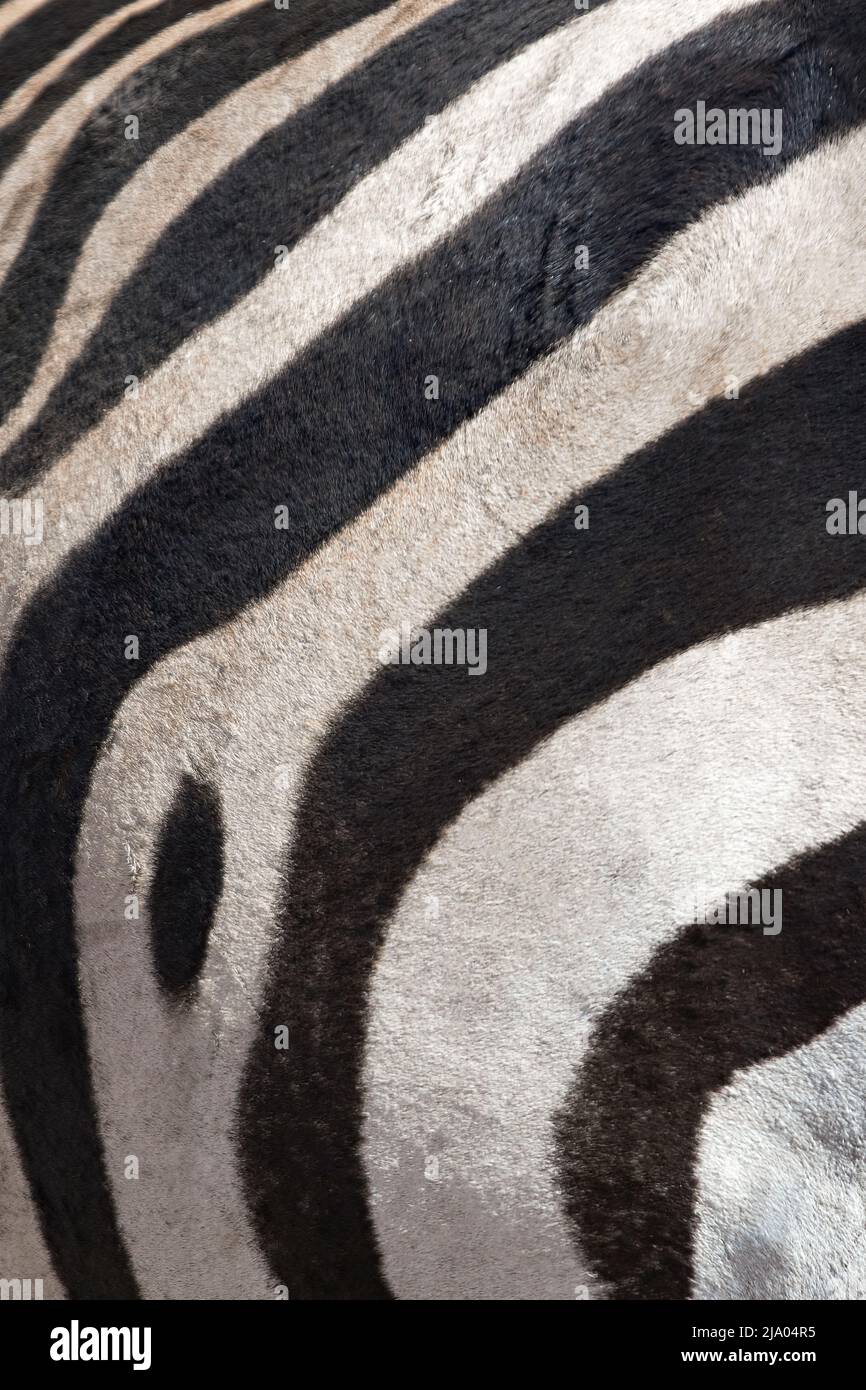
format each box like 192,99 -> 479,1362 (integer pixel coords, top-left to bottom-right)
1,0 -> 866,1301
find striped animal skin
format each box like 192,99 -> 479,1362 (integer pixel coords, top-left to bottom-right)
1,0 -> 866,1302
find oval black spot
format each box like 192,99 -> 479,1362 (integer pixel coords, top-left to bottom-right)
149,774 -> 224,999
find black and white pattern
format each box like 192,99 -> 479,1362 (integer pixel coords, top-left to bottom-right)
2,0 -> 866,1301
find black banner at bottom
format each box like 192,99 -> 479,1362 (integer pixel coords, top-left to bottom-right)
3,1299 -> 859,1374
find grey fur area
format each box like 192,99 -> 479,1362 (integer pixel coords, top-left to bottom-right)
3,0 -> 866,1302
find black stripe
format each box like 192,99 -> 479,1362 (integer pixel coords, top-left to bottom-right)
0,0 -> 590,489
0,3 -> 859,1298
148,773 -> 224,999
0,1 -> 232,183
0,2 -> 128,104
238,317 -> 866,1297
556,823 -> 866,1299
0,0 -> 397,430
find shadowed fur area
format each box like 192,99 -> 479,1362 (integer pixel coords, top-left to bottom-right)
3,0 -> 866,1303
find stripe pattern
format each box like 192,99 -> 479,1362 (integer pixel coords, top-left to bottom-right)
2,0 -> 866,1300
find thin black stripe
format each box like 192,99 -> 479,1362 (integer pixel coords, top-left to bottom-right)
238,317 -> 866,1297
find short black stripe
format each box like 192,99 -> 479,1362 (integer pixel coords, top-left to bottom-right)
148,773 -> 224,999
0,2 -> 860,1298
556,823 -> 866,1299
238,317 -> 866,1297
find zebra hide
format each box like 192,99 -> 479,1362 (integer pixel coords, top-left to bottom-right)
1,0 -> 866,1302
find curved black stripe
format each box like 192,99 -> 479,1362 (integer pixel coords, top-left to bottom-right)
0,1 -> 127,103
0,0 -> 590,490
0,0 -> 396,429
149,773 -> 224,998
238,317 -> 866,1298
556,824 -> 866,1299
0,1 -> 231,183
0,2 -> 858,1297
